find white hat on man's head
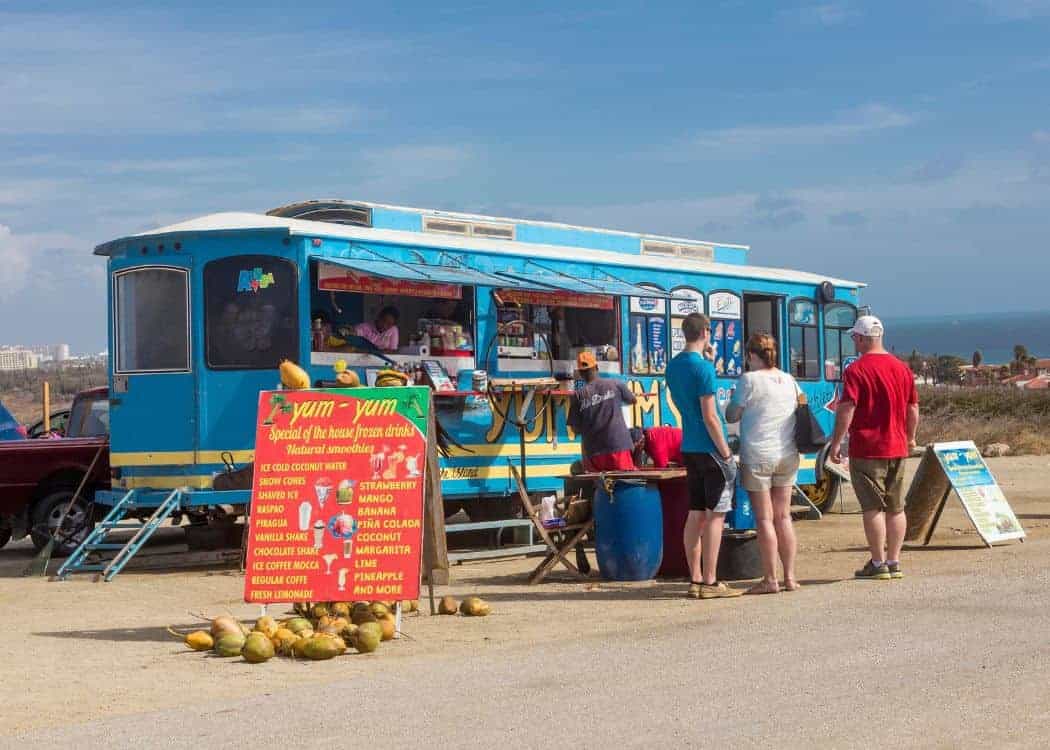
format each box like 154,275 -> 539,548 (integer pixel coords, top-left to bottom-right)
850,315 -> 884,337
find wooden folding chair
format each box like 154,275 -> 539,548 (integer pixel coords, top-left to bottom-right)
508,462 -> 595,584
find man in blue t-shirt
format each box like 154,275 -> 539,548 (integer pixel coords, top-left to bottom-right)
666,312 -> 741,600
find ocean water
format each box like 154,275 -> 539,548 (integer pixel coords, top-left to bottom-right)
881,311 -> 1050,364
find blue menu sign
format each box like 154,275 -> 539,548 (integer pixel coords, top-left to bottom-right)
934,441 -> 1024,545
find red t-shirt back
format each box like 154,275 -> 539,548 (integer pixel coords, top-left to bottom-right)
840,353 -> 918,459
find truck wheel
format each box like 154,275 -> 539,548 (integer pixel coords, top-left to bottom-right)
0,528 -> 10,549
30,490 -> 94,555
799,475 -> 842,514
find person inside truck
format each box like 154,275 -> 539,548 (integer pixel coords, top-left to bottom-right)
354,305 -> 400,352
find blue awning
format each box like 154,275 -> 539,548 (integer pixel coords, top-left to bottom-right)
319,256 -> 532,287
495,270 -> 687,299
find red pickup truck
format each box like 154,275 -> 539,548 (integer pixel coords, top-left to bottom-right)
0,387 -> 110,551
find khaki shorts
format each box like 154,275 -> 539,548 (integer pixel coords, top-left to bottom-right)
850,457 -> 906,513
740,454 -> 800,492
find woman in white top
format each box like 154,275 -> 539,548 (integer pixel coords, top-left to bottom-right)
725,332 -> 800,594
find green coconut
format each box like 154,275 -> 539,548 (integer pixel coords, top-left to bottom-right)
353,622 -> 382,654
253,616 -> 279,639
351,608 -> 377,626
213,632 -> 246,657
310,603 -> 330,620
330,602 -> 351,619
243,632 -> 275,663
209,615 -> 244,639
369,602 -> 391,618
377,615 -> 396,641
284,617 -> 313,635
271,628 -> 299,656
303,634 -> 345,660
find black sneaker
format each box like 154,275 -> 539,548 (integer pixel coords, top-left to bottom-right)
854,560 -> 891,580
887,562 -> 903,580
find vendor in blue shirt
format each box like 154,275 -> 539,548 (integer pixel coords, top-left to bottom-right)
665,312 -> 741,601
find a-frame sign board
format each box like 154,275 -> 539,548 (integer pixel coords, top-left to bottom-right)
904,441 -> 1025,547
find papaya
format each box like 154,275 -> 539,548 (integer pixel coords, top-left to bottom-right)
279,360 -> 311,390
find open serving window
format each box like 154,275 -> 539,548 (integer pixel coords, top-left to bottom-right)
493,287 -> 621,376
311,258 -> 478,379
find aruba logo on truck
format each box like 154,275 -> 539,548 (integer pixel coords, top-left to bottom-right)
237,267 -> 276,293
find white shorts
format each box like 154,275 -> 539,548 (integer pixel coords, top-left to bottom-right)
740,454 -> 800,492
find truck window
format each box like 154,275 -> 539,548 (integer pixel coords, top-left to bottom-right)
114,267 -> 189,373
204,256 -> 299,369
824,302 -> 857,381
788,299 -> 819,380
68,397 -> 109,438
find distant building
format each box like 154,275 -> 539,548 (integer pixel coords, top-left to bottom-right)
25,343 -> 71,362
0,348 -> 40,371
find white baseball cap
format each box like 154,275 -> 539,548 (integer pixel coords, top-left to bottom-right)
850,315 -> 884,337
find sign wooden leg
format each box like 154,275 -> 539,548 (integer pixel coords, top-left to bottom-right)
923,487 -> 954,546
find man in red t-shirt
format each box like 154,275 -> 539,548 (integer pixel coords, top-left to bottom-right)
829,316 -> 919,581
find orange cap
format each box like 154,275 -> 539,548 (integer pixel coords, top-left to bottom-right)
576,351 -> 598,371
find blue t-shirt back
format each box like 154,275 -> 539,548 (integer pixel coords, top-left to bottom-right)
666,350 -> 722,454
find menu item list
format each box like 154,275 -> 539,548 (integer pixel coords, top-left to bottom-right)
244,387 -> 430,604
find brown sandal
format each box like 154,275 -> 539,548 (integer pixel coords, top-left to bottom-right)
746,580 -> 780,595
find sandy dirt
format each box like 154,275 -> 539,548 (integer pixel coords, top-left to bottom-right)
2,456 -> 1048,744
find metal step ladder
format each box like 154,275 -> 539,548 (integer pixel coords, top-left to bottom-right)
56,489 -> 183,581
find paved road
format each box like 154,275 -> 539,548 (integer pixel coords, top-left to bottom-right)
9,537 -> 1050,749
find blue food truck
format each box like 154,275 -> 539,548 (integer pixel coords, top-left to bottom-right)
68,199 -> 863,577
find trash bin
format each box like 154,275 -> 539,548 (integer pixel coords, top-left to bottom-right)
593,480 -> 663,581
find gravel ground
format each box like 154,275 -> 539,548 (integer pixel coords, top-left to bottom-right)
2,456 -> 1049,748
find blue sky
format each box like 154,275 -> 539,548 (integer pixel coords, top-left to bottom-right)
1,0 -> 1049,352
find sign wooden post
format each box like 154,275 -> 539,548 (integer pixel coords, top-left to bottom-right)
243,387 -> 432,605
904,441 -> 1024,547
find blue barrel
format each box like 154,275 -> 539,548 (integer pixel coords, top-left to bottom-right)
593,480 -> 664,581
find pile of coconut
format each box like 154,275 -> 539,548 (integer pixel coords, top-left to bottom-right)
170,597 -> 490,663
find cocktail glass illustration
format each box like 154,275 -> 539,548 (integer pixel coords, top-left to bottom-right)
312,520 -> 325,549
314,477 -> 333,507
337,479 -> 355,505
327,512 -> 358,558
370,449 -> 387,480
322,553 -> 338,575
405,454 -> 421,478
298,501 -> 312,532
337,568 -> 348,592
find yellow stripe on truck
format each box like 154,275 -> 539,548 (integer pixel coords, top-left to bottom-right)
110,450 -> 255,467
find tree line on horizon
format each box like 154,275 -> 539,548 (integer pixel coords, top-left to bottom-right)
902,344 -> 1041,385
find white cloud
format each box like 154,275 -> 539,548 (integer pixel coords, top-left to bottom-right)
677,104 -> 915,155
977,0 -> 1050,19
1034,130 -> 1050,143
358,144 -> 476,193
